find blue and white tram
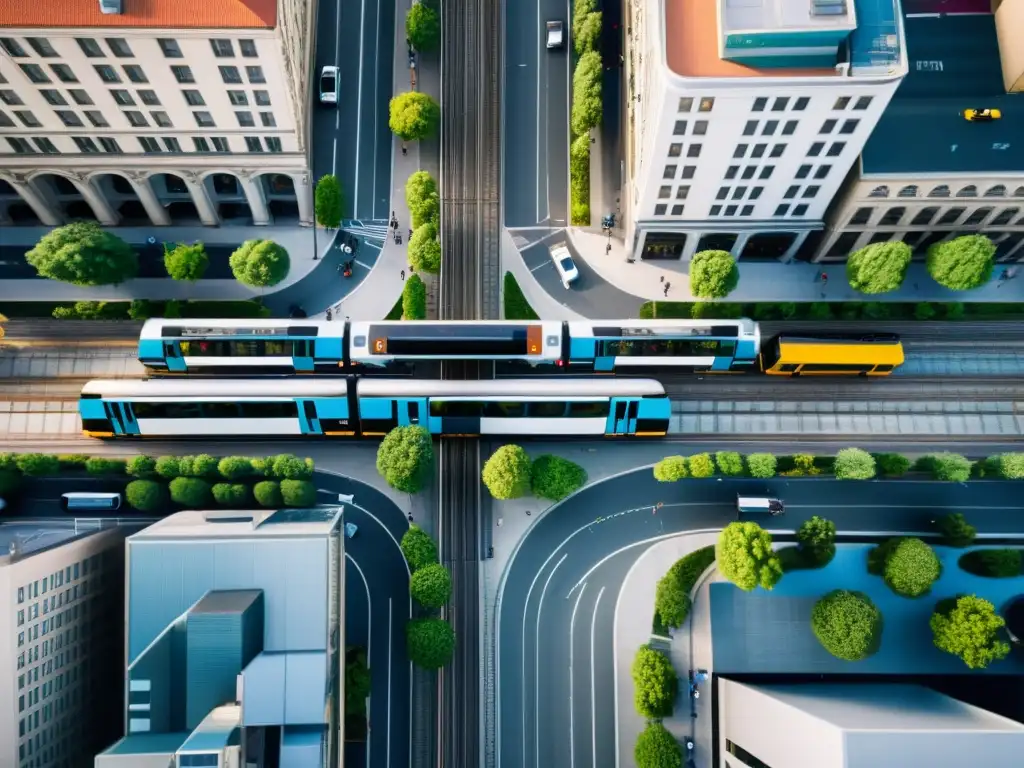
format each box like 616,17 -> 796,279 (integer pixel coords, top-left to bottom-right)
349,321 -> 564,368
566,319 -> 761,372
137,319 -> 346,373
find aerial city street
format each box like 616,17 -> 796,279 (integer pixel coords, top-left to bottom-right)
1,0 -> 1024,767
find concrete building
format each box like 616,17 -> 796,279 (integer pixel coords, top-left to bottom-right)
718,680 -> 1024,768
95,507 -> 345,768
0,0 -> 315,228
623,0 -> 908,263
815,10 -> 1024,263
0,521 -> 125,768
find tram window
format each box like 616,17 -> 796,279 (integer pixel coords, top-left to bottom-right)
303,401 -> 318,420
529,401 -> 568,418
799,363 -> 872,372
429,401 -> 483,418
239,401 -> 299,419
203,402 -> 241,418
483,402 -> 526,418
568,401 -> 609,417
163,402 -> 203,419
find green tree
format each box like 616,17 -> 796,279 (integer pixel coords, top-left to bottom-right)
688,453 -> 715,478
958,548 -> 1022,578
845,241 -> 911,294
168,477 -> 212,508
653,456 -> 688,482
716,522 -> 783,592
811,590 -> 883,661
126,455 -> 157,478
376,425 -> 434,492
85,457 -> 126,475
402,274 -> 427,319
229,239 -> 291,288
833,447 -> 876,480
574,11 -> 602,55
345,648 -> 371,717
253,480 -> 283,508
930,595 -> 1010,669
797,516 -> 837,566
163,242 -> 208,282
57,454 -> 90,469
26,221 -> 137,286
409,223 -> 442,274
570,50 -> 603,136
572,0 -> 597,42
389,91 -> 441,141
270,453 -> 314,479
406,1 -> 440,52
218,456 -> 255,480
873,452 -> 910,477
212,483 -> 252,508
879,538 -> 941,598
405,171 -> 440,228
715,451 -> 744,476
482,444 -> 532,500
631,645 -> 677,719
314,174 -> 344,229
993,453 -> 1024,479
689,250 -> 739,299
15,453 -> 59,476
634,722 -> 682,768
401,525 -> 439,570
0,470 -> 21,497
746,453 -> 777,479
937,513 -> 976,548
406,617 -> 455,669
280,479 -> 317,507
125,479 -> 168,512
530,454 -> 587,501
654,547 -> 716,629
0,454 -> 17,471
155,455 -> 183,479
923,452 -> 972,482
410,562 -> 452,608
927,234 -> 995,291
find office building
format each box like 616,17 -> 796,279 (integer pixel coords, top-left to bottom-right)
718,679 -> 1024,768
815,9 -> 1024,263
95,507 -> 345,768
0,0 -> 315,228
624,0 -> 907,262
0,521 -> 125,768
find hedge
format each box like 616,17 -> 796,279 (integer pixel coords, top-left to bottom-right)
958,548 -> 1022,578
125,479 -> 169,512
503,272 -> 539,320
653,545 -> 715,632
639,300 -> 1024,321
530,454 -> 587,501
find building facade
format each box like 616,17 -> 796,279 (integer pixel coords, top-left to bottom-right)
623,0 -> 908,263
0,522 -> 125,768
95,508 -> 345,768
0,0 -> 315,228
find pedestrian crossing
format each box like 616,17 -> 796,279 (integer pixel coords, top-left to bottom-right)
342,219 -> 390,248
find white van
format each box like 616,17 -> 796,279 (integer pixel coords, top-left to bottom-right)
736,496 -> 784,516
61,492 -> 122,512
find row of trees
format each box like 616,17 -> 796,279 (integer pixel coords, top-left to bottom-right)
406,171 -> 441,273
400,525 -> 456,669
568,0 -> 603,225
480,445 -> 587,501
847,234 -> 998,295
641,298 -> 1019,322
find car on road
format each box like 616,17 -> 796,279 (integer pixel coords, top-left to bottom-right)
962,108 -> 1001,122
549,241 -> 579,288
546,20 -> 564,49
319,65 -> 340,105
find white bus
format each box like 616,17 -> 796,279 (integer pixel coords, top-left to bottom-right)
61,492 -> 122,512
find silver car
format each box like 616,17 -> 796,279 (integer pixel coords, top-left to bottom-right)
319,65 -> 339,105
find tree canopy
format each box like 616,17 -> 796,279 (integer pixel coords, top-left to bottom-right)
410,562 -> 452,608
405,171 -> 440,228
845,241 -> 911,294
631,645 -> 678,719
878,538 -> 941,598
406,1 -> 440,53
570,50 -> 603,136
689,250 -> 739,299
653,456 -> 688,482
716,522 -> 783,591
746,453 -> 777,479
922,452 -> 972,482
833,447 -> 876,480
409,223 -> 442,274
169,477 -> 212,508
796,515 -> 837,566
634,722 -> 682,768
530,454 -> 587,501
229,239 -> 291,288
926,234 -> 995,291
937,513 -> 976,548
573,11 -> 602,55
930,595 -> 1010,669
811,590 -> 883,661
481,444 -> 532,500
406,617 -> 455,669
314,174 -> 344,228
26,221 -> 138,286
402,274 -> 427,320
376,425 -> 434,492
401,525 -> 439,571
654,546 -> 716,630
125,479 -> 168,512
163,242 -> 208,282
389,91 -> 441,141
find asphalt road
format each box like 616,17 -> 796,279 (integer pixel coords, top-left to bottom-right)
497,471 -> 1024,768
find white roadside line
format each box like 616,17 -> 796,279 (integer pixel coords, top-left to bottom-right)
387,597 -> 393,768
535,0 -> 543,224
535,553 -> 565,768
354,0 -> 367,210
372,0 -> 382,219
590,587 -> 605,768
345,552 -> 372,768
568,582 -> 587,768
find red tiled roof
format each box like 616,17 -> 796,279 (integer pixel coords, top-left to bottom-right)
0,0 -> 277,29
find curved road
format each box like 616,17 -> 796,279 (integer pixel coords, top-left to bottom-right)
497,471 -> 1024,768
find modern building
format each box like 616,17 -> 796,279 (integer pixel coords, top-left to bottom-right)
718,680 -> 1024,768
95,507 -> 345,768
814,9 -> 1024,263
0,0 -> 315,228
623,0 -> 908,263
0,521 -> 126,768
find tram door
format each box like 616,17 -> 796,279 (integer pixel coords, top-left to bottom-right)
164,342 -> 186,372
611,398 -> 639,435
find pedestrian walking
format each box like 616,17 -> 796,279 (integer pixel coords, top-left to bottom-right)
526,510 -> 531,516
660,274 -> 665,282
663,281 -> 671,297
401,143 -> 408,156
821,271 -> 828,285
605,242 -> 612,255
397,233 -> 403,245
401,269 -> 406,280
408,228 -> 413,240
407,513 -> 413,523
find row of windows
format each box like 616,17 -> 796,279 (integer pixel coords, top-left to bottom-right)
869,184 -> 1024,199
598,340 -> 735,357
676,97 -> 715,113
429,400 -> 612,418
1,83 -> 272,111
177,339 -> 313,357
851,205 -> 1024,228
10,60 -> 266,87
0,101 -> 274,133
128,400 -> 300,420
4,135 -> 282,155
677,94 -> 870,116
0,35 -> 258,61
825,229 -> 1024,259
717,185 -> 766,202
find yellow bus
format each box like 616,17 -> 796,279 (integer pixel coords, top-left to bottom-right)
761,333 -> 904,376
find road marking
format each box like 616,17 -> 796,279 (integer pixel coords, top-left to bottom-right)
354,0 -> 367,213
317,489 -> 411,579
535,0 -> 542,224
530,262 -> 550,273
333,137 -> 339,177
354,259 -> 373,270
387,597 -> 392,768
345,552 -> 372,768
372,0 -> 381,220
590,587 -> 605,768
521,229 -> 565,251
568,582 -> 587,768
522,551 -> 566,768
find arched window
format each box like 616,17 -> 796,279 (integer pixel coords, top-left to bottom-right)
1013,186 -> 1024,198
868,185 -> 889,198
984,184 -> 1006,197
897,185 -> 918,198
956,185 -> 978,197
927,185 -> 950,198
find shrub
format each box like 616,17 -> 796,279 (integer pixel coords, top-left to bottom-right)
482,445 -> 532,500
923,452 -> 972,482
57,454 -> 90,469
410,562 -> 452,608
185,454 -> 219,478
406,1 -> 441,52
926,234 -> 995,291
280,479 -> 317,507
689,250 -> 739,299
212,483 -> 252,508
530,454 -> 587,501
634,722 -> 682,768
570,50 -> 603,136
930,595 -> 1010,669
716,522 -> 783,592
0,454 -> 17,471
958,548 -> 1022,578
218,456 -> 255,480
653,456 -> 688,482
811,590 -> 883,661
163,242 -> 209,282
270,453 -> 314,480
314,175 -> 344,229
229,239 -> 291,288
992,453 -> 1024,480
833,447 -> 876,480
569,132 -> 591,225
85,457 -> 126,475
915,301 -> 937,320
688,453 -> 715,478
26,221 -> 137,286
15,453 -> 59,476
402,274 -> 427,319
154,455 -> 182,479
502,272 -> 539,320
405,171 -> 440,228
126,455 -> 157,478
574,10 -> 602,55
168,477 -> 212,508
125,480 -> 168,512
401,525 -> 439,571
873,452 -> 910,477
937,513 -> 976,548
796,516 -> 837,567
408,223 -> 441,274
877,538 -> 941,597
406,617 -> 455,669
631,645 -> 677,719
715,451 -> 744,476
253,480 -> 283,508
377,425 -> 434,492
746,453 -> 777,479
389,91 -> 441,141
654,546 -> 716,630
846,241 -> 912,295
0,469 -> 21,496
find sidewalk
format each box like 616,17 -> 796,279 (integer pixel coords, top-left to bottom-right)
501,229 -> 586,320
567,227 -> 1024,304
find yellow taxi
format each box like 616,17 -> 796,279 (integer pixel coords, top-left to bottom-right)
962,108 -> 1002,122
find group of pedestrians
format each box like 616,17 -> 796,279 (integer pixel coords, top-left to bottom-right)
390,211 -> 403,245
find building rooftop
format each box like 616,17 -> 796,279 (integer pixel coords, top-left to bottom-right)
0,522 -> 88,560
101,732 -> 190,756
131,508 -> 343,540
179,705 -> 242,754
861,13 -> 1024,175
723,0 -> 857,34
0,0 -> 277,29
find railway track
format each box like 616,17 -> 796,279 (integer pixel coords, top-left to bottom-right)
660,375 -> 1024,401
0,376 -> 142,401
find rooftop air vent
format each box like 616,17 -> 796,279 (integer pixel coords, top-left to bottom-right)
99,0 -> 123,14
810,0 -> 847,16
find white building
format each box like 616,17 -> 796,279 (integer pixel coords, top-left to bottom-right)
718,680 -> 1024,768
0,521 -> 125,768
624,0 -> 908,262
0,0 -> 315,228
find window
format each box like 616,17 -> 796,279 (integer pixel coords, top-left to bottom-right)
751,144 -> 765,159
85,110 -> 108,127
732,186 -> 746,200
654,204 -> 667,216
32,137 -> 59,153
673,120 -> 686,135
956,185 -> 977,198
193,111 -> 215,127
677,97 -> 693,112
40,89 -> 67,106
741,204 -> 754,216
750,186 -> 763,200
245,66 -> 266,83
813,165 -> 830,180
50,63 -> 77,83
725,205 -> 737,216
963,207 -> 993,225
839,119 -> 859,134
212,137 -> 230,152
6,137 -> 35,153
0,90 -> 24,105
793,204 -> 808,216
769,144 -> 785,158
984,184 -> 1006,197
0,38 -> 27,57
668,143 -> 682,157
733,145 -> 747,159
698,97 -> 714,112
807,142 -> 824,157
171,66 -> 194,83
162,137 -> 182,152
123,110 -> 147,127
138,137 -> 161,153
928,184 -> 950,198
826,141 -> 845,157
123,64 -> 147,83
833,96 -> 850,110
671,204 -> 684,216
193,137 -> 211,152
793,96 -> 809,111
853,96 -> 872,110
228,90 -> 249,106
752,97 -> 767,111
254,90 -> 271,106
138,89 -> 160,106
850,207 -> 872,224
259,111 -> 277,129
152,111 -> 173,127
210,39 -> 234,57
795,164 -> 811,179
879,206 -> 905,225
709,205 -> 721,216
73,137 -> 99,153
990,208 -> 1018,225
759,166 -> 774,180
716,187 -> 729,200
15,110 -> 40,127
663,165 -> 677,179
106,38 -> 133,57
693,120 -> 708,136
742,120 -> 757,136
774,204 -> 789,216
911,207 -> 938,225
937,207 -> 965,224
771,97 -> 788,112
741,166 -> 755,180
659,186 -> 672,199
240,39 -> 258,57
26,37 -> 58,57
0,110 -> 11,127
681,166 -> 695,179
158,39 -> 183,58
76,37 -> 103,57
781,120 -> 797,136
20,63 -> 49,83
94,64 -> 119,83
801,185 -> 819,199
55,110 -> 83,127
686,144 -> 701,158
183,90 -> 205,106
245,136 -> 263,152
868,185 -> 889,198
676,186 -> 689,199
783,185 -> 798,199
110,89 -> 134,105
99,137 -> 122,153
220,65 -> 242,84
724,166 -> 738,180
236,111 -> 255,127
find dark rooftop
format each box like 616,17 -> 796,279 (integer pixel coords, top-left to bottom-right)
861,13 -> 1024,175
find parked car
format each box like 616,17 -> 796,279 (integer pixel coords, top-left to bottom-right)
549,241 -> 579,289
962,108 -> 1001,122
546,20 -> 564,49
319,65 -> 340,105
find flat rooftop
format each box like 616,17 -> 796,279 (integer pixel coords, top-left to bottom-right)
0,522 -> 89,560
131,508 -> 342,540
862,13 -> 1024,174
0,0 -> 277,28
724,0 -> 856,34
